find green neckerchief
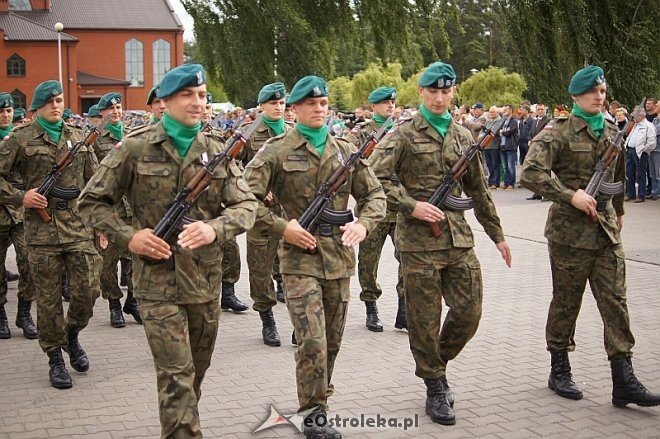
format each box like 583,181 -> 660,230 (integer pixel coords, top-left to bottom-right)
373,114 -> 394,130
571,102 -> 605,139
105,121 -> 124,140
296,123 -> 329,157
151,115 -> 160,125
161,112 -> 201,157
262,115 -> 286,136
419,104 -> 451,138
36,116 -> 63,144
0,124 -> 13,139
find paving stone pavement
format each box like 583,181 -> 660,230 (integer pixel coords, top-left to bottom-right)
1,188 -> 659,438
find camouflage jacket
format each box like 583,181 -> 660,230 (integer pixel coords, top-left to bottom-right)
0,127 -> 24,226
243,129 -> 386,280
520,115 -> 624,249
369,113 -> 505,252
346,119 -> 398,223
78,122 -> 257,303
0,120 -> 97,244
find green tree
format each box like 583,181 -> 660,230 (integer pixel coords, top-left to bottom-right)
328,76 -> 353,110
349,62 -> 404,108
458,66 -> 527,107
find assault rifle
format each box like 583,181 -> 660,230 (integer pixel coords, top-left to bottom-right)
298,116 -> 393,239
36,124 -> 102,222
584,98 -> 644,222
424,117 -> 506,237
151,114 -> 263,247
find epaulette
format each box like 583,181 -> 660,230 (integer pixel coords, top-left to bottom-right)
202,127 -> 226,142
11,123 -> 28,132
395,115 -> 413,126
125,125 -> 152,138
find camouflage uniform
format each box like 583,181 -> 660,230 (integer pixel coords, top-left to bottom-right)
93,127 -> 134,302
520,115 -> 634,359
348,120 -> 404,303
243,129 -> 386,412
238,119 -> 292,312
0,120 -> 101,354
369,113 -> 505,379
220,237 -> 240,283
79,122 -> 257,438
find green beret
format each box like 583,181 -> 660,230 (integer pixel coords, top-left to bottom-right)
97,92 -> 122,110
285,94 -> 291,108
368,87 -> 397,104
288,76 -> 328,105
29,80 -> 63,111
12,108 -> 25,123
63,108 -> 73,120
0,93 -> 13,109
568,65 -> 606,95
157,64 -> 206,99
146,84 -> 160,105
87,104 -> 101,118
418,62 -> 457,89
258,82 -> 286,104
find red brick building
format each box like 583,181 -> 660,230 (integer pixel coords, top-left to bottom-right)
0,0 -> 184,114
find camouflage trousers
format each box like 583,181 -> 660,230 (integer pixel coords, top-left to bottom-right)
221,238 -> 240,283
400,248 -> 483,379
284,274 -> 350,412
99,239 -> 132,300
357,220 -> 404,302
0,222 -> 35,306
140,298 -> 220,439
246,228 -> 282,312
27,241 -> 101,353
547,241 -> 635,360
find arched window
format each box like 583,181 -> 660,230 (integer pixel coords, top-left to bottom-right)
10,89 -> 26,111
153,39 -> 171,84
125,39 -> 144,87
7,54 -> 25,77
9,0 -> 32,10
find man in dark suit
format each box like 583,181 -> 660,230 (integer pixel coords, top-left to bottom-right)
526,103 -> 550,200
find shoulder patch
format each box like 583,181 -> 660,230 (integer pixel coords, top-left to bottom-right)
2,135 -> 9,141
114,141 -> 122,149
543,124 -> 553,130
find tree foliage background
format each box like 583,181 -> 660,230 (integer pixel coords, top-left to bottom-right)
182,0 -> 659,109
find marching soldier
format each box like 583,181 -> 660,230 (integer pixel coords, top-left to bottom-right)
243,75 -> 386,438
79,64 -> 257,438
0,92 -> 37,340
94,92 -> 141,327
369,62 -> 512,425
87,104 -> 103,127
12,108 -> 27,126
0,80 -> 101,389
520,65 -> 660,407
147,84 -> 166,125
348,86 -> 406,332
239,82 -> 291,346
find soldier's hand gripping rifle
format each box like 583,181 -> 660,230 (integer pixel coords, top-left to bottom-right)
151,114 -> 263,245
35,124 -> 102,222
584,98 -> 645,222
298,116 -> 393,238
424,118 -> 506,237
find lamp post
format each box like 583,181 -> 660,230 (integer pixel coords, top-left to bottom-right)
484,28 -> 493,66
54,22 -> 64,85
470,68 -> 479,75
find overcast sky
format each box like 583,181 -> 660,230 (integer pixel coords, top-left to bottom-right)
170,0 -> 195,41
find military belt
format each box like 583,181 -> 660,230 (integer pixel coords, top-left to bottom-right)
47,199 -> 77,210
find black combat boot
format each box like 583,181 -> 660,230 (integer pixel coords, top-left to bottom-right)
15,297 -> 38,339
64,328 -> 89,372
119,258 -> 130,287
439,375 -> 455,408
122,291 -> 142,324
276,279 -> 285,303
109,299 -> 125,328
292,331 -> 298,346
0,305 -> 10,339
365,301 -> 383,332
424,378 -> 456,425
394,296 -> 407,330
47,348 -> 72,389
259,309 -> 281,347
611,357 -> 660,407
61,274 -> 70,302
548,351 -> 583,400
220,281 -> 248,312
303,409 -> 342,439
6,270 -> 19,282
